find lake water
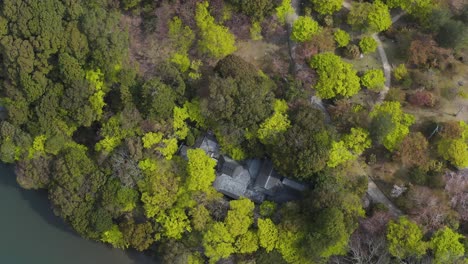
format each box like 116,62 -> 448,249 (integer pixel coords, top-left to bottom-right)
0,163 -> 155,264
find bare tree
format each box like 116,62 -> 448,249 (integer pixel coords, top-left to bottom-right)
445,171 -> 468,221
330,212 -> 392,264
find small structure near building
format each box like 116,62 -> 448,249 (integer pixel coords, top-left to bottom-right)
180,133 -> 308,203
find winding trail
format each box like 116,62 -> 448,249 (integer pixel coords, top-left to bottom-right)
343,0 -> 405,215
343,0 -> 405,103
287,0 -> 405,216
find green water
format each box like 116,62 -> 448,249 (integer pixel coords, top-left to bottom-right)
0,163 -> 154,264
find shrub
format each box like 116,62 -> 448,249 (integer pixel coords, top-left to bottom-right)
346,44 -> 361,59
361,69 -> 385,90
291,16 -> 321,42
359,36 -> 378,54
393,64 -> 408,81
408,90 -> 436,107
333,29 -> 350,48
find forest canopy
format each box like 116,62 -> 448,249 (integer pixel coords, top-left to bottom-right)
0,0 -> 467,263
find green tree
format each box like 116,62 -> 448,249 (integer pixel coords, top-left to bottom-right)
276,0 -> 295,25
311,0 -> 343,15
291,16 -> 321,42
120,220 -> 155,251
186,148 -> 217,194
101,225 -> 128,249
156,207 -> 192,239
307,207 -> 349,259
437,139 -> 468,168
225,198 -> 255,238
334,29 -> 350,47
393,64 -> 408,81
309,52 -> 361,99
195,1 -> 236,58
137,159 -> 180,218
385,0 -> 435,22
369,101 -> 415,151
386,216 -> 427,259
268,106 -> 334,180
359,36 -> 378,54
235,230 -> 259,254
140,78 -> 176,120
367,1 -> 392,32
257,99 -> 291,143
347,1 -> 392,32
361,69 -> 385,90
430,227 -> 465,264
258,218 -> 279,252
229,0 -> 275,21
202,222 -> 236,263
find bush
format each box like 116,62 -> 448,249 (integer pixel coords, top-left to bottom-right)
393,64 -> 408,81
359,36 -> 378,54
333,29 -> 350,48
409,166 -> 427,185
361,69 -> 385,90
259,201 -> 277,217
291,16 -> 321,42
346,44 -> 361,59
385,88 -> 406,103
408,90 -> 436,107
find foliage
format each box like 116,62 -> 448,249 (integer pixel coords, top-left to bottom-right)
138,159 -> 180,218
276,0 -> 295,25
369,101 -> 415,151
408,90 -> 436,107
168,16 -> 195,54
437,139 -> 468,168
258,218 -> 278,252
398,133 -> 429,167
257,100 -> 291,143
359,36 -> 378,54
230,0 -> 275,21
348,1 -> 391,32
268,106 -> 333,180
393,64 -> 408,81
259,201 -> 277,217
250,22 -> 263,40
430,227 -> 465,264
101,225 -> 127,249
195,1 -> 236,58
386,217 -> 427,259
120,220 -> 154,251
156,207 -> 192,239
225,198 -> 255,238
310,0 -> 343,15
186,148 -> 217,194
361,69 -> 385,90
385,0 -> 435,22
334,29 -> 350,47
309,52 -> 361,99
235,230 -> 259,254
202,222 -> 235,263
327,127 -> 371,168
142,132 -> 163,149
291,16 -> 321,42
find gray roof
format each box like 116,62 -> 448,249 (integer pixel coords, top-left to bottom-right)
282,178 -> 308,192
213,174 -> 247,199
195,133 -> 220,160
254,159 -> 282,195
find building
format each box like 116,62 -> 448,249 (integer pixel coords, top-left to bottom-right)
180,133 -> 308,203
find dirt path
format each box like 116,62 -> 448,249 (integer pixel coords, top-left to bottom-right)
342,1 -> 405,103
367,180 -> 403,216
342,1 -> 406,216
